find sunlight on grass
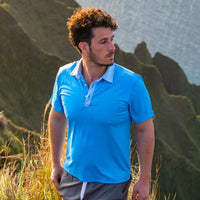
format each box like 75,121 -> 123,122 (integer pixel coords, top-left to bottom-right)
0,103 -> 175,200
0,3 -> 10,11
0,135 -> 61,200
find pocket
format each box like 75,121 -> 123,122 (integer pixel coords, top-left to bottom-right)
58,171 -> 83,200
120,178 -> 132,199
58,170 -> 70,191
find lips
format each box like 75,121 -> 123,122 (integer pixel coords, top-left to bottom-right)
106,52 -> 115,58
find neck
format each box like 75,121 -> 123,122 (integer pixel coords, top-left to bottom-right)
81,60 -> 107,87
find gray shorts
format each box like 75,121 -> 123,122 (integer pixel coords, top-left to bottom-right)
58,170 -> 131,200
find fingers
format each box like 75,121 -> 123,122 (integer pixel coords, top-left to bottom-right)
132,185 -> 149,200
132,189 -> 137,200
132,192 -> 143,200
132,193 -> 148,200
52,177 -> 60,190
132,190 -> 149,200
132,193 -> 149,200
51,166 -> 63,190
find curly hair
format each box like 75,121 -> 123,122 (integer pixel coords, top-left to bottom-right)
67,7 -> 118,53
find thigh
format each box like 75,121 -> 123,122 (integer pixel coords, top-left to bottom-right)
84,178 -> 132,200
58,170 -> 82,200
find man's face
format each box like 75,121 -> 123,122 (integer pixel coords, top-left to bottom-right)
88,27 -> 116,67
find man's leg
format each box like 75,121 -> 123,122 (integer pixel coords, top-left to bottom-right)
84,178 -> 132,200
58,170 -> 83,200
58,169 -> 131,200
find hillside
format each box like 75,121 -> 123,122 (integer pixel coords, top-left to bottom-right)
0,111 -> 39,168
4,0 -> 80,62
0,5 -> 65,131
0,112 -> 23,167
128,43 -> 200,199
153,53 -> 200,114
1,1 -> 200,199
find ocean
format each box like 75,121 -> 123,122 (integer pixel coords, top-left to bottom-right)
76,0 -> 200,85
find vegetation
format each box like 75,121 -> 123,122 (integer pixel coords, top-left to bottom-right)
0,104 -> 174,200
0,5 -> 65,131
153,52 -> 200,114
0,0 -> 200,199
0,141 -> 161,200
0,108 -> 60,200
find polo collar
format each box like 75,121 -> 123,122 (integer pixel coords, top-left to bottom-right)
70,59 -> 82,79
102,64 -> 115,83
70,59 -> 115,83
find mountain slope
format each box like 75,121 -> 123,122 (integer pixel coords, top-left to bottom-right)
115,43 -> 200,199
0,6 -> 65,131
153,53 -> 200,114
5,0 -> 80,62
1,1 -> 200,199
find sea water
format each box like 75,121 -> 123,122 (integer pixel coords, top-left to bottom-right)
76,0 -> 200,85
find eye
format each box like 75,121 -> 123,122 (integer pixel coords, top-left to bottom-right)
100,39 -> 106,44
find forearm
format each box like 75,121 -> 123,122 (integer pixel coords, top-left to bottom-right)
135,119 -> 155,181
48,109 -> 67,167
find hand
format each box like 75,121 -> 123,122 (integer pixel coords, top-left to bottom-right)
51,165 -> 63,190
132,179 -> 150,200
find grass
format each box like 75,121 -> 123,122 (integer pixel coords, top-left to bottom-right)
0,105 -> 176,200
1,2 -> 200,198
0,106 -> 61,200
0,142 -> 160,200
0,140 -> 175,200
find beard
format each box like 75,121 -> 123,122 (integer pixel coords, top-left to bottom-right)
89,48 -> 114,67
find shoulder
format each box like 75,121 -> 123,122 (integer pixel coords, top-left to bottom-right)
57,61 -> 77,77
114,63 -> 142,84
113,63 -> 148,95
54,61 -> 78,87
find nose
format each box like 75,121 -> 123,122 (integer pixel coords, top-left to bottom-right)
108,41 -> 116,51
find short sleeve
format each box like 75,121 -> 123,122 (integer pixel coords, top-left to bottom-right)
50,71 -> 64,113
130,75 -> 154,123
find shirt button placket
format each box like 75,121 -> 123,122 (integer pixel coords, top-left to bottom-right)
84,82 -> 96,107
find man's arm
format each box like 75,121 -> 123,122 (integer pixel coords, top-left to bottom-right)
48,108 -> 67,189
132,118 -> 155,200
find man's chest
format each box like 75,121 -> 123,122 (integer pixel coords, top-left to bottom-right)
59,80 -> 131,125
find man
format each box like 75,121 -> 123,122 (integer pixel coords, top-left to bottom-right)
49,7 -> 155,200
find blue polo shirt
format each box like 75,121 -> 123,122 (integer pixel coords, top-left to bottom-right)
50,60 -> 154,183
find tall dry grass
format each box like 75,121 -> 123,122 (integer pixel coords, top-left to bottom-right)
0,104 -> 175,200
0,131 -> 61,199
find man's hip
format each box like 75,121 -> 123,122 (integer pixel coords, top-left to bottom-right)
58,169 -> 132,200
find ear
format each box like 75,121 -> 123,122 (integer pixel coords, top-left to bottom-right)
78,42 -> 89,54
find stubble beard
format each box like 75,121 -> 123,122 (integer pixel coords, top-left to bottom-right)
89,48 -> 114,67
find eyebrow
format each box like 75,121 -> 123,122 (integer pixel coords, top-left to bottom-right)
98,34 -> 115,42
